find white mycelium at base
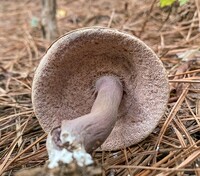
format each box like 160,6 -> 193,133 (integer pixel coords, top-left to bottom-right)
47,131 -> 93,169
48,148 -> 73,168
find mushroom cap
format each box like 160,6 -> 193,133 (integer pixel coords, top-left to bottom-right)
32,27 -> 169,151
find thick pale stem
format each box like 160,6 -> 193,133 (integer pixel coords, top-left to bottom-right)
61,76 -> 123,153
46,76 -> 123,168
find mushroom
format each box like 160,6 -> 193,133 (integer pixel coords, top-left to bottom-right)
32,27 -> 169,168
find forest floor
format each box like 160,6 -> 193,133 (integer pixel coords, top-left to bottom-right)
1,0 -> 200,175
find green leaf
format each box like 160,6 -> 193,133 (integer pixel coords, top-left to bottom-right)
160,0 -> 176,7
178,0 -> 189,6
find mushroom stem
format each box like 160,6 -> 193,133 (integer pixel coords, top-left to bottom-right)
46,76 -> 123,168
61,76 -> 123,153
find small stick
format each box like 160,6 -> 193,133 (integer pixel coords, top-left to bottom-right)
107,9 -> 115,28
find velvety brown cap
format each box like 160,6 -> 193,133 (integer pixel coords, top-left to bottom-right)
32,27 -> 169,151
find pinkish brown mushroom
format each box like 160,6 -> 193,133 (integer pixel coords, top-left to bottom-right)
32,27 -> 169,167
